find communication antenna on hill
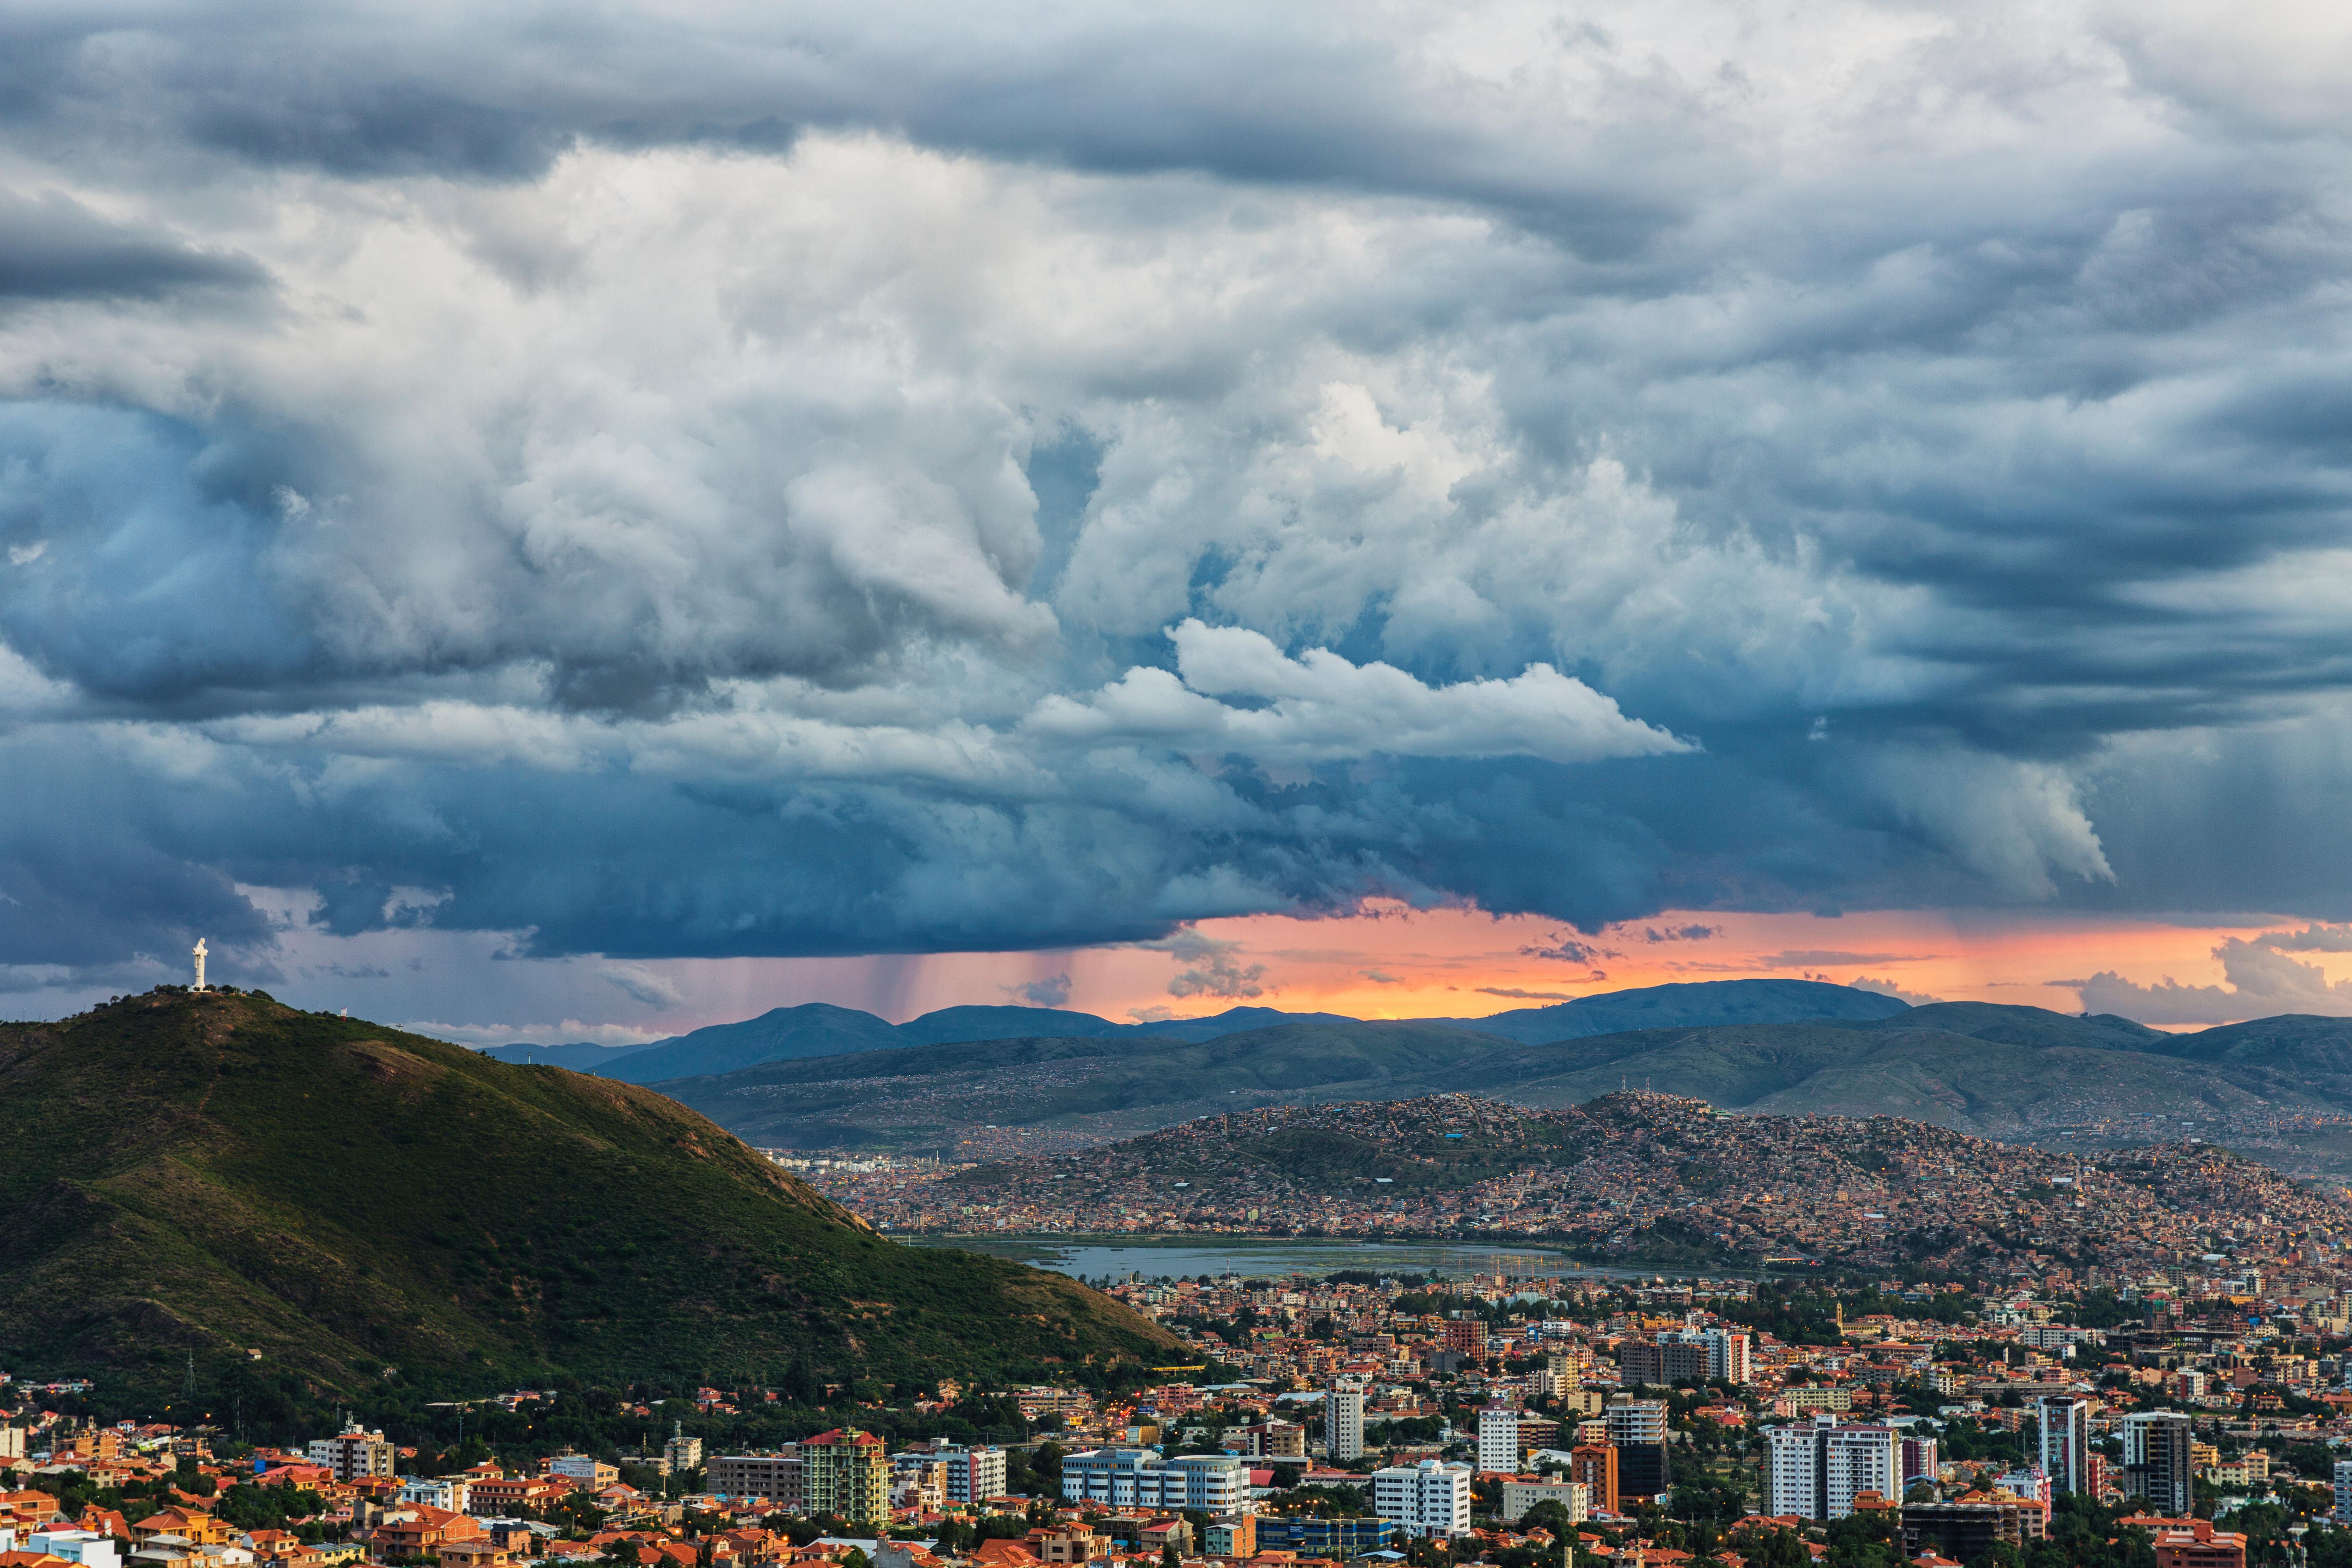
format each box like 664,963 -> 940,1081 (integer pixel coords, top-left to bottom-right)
184,1350 -> 198,1398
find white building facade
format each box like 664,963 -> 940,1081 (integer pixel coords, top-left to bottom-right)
1765,1417 -> 1898,1521
1061,1451 -> 1249,1512
1478,1407 -> 1521,1473
1326,1383 -> 1366,1463
1371,1460 -> 1473,1538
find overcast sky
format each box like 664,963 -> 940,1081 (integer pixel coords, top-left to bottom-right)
4,0 -> 2351,1034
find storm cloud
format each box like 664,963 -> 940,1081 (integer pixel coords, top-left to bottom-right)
1,0 -> 2350,1021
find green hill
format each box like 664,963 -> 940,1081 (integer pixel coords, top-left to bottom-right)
0,989 -> 1178,1403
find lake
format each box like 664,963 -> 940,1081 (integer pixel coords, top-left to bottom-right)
905,1234 -> 1703,1283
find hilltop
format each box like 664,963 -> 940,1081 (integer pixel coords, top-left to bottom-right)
843,1093 -> 2352,1277
0,989 -> 1178,1403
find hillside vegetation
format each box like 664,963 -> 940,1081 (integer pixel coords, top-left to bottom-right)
0,990 -> 1177,1402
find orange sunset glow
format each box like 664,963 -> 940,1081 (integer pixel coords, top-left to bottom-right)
599,905 -> 2335,1038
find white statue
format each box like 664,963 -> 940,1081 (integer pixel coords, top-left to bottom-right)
192,938 -> 208,992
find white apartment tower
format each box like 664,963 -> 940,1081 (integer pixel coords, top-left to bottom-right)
1326,1382 -> 1366,1463
1372,1459 -> 1473,1538
1766,1417 -> 1898,1521
1478,1406 -> 1521,1474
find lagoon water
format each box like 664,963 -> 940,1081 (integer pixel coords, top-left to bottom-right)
909,1234 -> 1683,1284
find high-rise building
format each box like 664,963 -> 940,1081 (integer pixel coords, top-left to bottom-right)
1371,1459 -> 1473,1538
2333,1459 -> 2352,1527
1327,1382 -> 1366,1462
2038,1398 -> 2091,1496
664,1422 -> 703,1475
1621,1340 -> 1707,1386
1699,1329 -> 1752,1387
801,1428 -> 891,1526
1570,1444 -> 1618,1515
1901,1437 -> 1940,1492
2123,1412 -> 2195,1518
1605,1400 -> 1669,1499
1478,1407 -> 1521,1474
1766,1417 -> 1898,1521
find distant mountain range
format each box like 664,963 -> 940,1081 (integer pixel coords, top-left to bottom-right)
474,977 -> 1909,1081
642,996 -> 2352,1178
0,991 -> 1176,1400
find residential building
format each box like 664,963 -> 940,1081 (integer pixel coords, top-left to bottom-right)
1620,1340 -> 1706,1386
1500,1479 -> 1588,1525
2334,1459 -> 2352,1527
2150,1519 -> 2247,1568
1699,1328 -> 1752,1386
1440,1320 -> 1488,1358
1901,1437 -> 1939,1490
1059,1451 -> 1248,1512
1478,1408 -> 1520,1474
397,1479 -> 468,1513
2038,1398 -> 2090,1496
2123,1412 -> 2195,1517
307,1426 -> 395,1483
1233,1423 -> 1305,1460
1767,1417 -> 1898,1522
1605,1400 -> 1668,1500
1570,1445 -> 1618,1515
1326,1382 -> 1366,1463
800,1429 -> 889,1526
1370,1460 -> 1472,1539
1203,1517 -> 1256,1558
1782,1387 -> 1852,1414
545,1456 -> 616,1489
708,1452 -> 805,1511
27,1530 -> 120,1568
931,1446 -> 1006,1504
663,1425 -> 703,1475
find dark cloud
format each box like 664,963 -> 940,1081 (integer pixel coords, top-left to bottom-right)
0,0 -> 2349,1026
0,190 -> 268,300
1003,974 -> 1072,1007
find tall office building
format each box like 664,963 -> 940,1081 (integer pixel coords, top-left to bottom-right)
2122,1412 -> 2195,1517
1606,1400 -> 1669,1499
801,1428 -> 891,1526
2038,1398 -> 2091,1497
1766,1417 -> 1899,1521
1327,1382 -> 1366,1463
